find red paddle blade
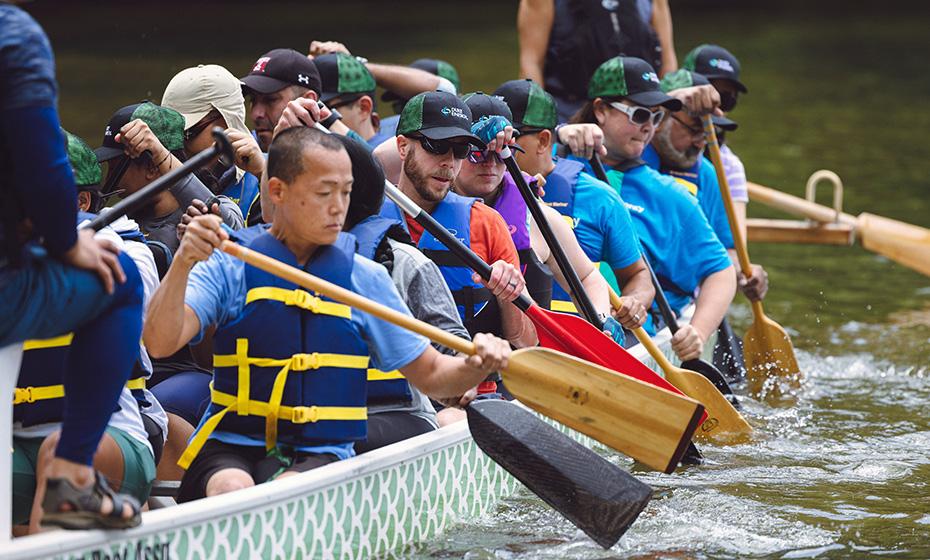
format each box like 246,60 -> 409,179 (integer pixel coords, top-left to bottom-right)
526,306 -> 708,423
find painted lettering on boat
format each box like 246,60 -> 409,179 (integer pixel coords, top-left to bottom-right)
89,540 -> 170,560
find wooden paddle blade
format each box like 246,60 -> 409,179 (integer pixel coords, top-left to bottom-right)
858,212 -> 930,278
681,358 -> 735,396
503,347 -> 704,473
744,307 -> 803,401
467,400 -> 653,549
664,366 -> 753,445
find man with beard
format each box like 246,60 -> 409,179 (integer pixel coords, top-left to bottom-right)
379,91 -> 537,354
644,68 -> 768,302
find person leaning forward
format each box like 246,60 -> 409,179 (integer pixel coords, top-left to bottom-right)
143,126 -> 510,502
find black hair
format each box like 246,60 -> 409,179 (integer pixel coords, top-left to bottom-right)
267,126 -> 345,184
569,96 -> 625,125
337,134 -> 387,230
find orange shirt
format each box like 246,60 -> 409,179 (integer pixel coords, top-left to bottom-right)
404,201 -> 520,270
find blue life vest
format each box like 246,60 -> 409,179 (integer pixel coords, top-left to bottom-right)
350,215 -> 415,406
181,230 -> 370,467
541,157 -> 586,313
220,171 -> 261,224
380,192 -> 501,337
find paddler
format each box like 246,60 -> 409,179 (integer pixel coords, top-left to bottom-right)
377,91 -> 538,350
568,56 -> 736,362
493,79 -> 654,331
143,126 -> 511,501
644,68 -> 769,302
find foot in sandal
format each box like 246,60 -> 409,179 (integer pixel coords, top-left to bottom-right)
41,470 -> 141,530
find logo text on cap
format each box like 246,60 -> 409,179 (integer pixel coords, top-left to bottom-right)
253,57 -> 271,73
642,71 -> 660,84
709,59 -> 735,73
440,106 -> 469,121
297,74 -> 310,84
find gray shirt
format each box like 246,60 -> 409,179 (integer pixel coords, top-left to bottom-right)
138,173 -> 244,255
368,238 -> 472,424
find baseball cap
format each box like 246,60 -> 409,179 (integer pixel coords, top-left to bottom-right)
462,92 -> 513,123
396,91 -> 484,146
682,44 -> 748,93
587,57 -> 683,111
314,53 -> 377,105
64,129 -> 102,188
240,48 -> 322,95
94,102 -> 185,162
382,58 -> 460,104
493,79 -> 557,132
660,69 -> 738,131
162,64 -> 251,138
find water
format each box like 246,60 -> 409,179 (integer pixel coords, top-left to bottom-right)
25,1 -> 930,557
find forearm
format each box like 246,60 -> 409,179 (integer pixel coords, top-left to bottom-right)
517,0 -> 552,84
652,0 -> 677,75
367,63 -> 441,98
691,266 -> 736,341
734,201 -> 748,253
143,258 -> 196,357
615,265 -> 654,309
500,301 -> 537,348
578,266 -> 610,316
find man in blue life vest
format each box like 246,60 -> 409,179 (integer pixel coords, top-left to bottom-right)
162,64 -> 264,224
567,56 -> 736,362
645,68 -> 769,302
493,79 -> 654,330
378,91 -> 538,351
143,126 -> 510,501
1,3 -> 146,529
456,92 -> 635,336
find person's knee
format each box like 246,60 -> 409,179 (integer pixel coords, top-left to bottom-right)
39,431 -> 61,466
205,469 -> 254,496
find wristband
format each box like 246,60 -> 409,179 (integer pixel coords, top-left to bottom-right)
320,107 -> 343,130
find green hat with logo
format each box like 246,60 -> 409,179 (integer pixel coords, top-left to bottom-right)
396,91 -> 484,146
315,53 -> 377,105
64,129 -> 102,188
587,56 -> 682,111
95,102 -> 185,162
492,79 -> 557,132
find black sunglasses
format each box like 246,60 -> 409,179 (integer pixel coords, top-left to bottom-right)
414,136 -> 472,159
184,115 -> 222,142
719,92 -> 739,112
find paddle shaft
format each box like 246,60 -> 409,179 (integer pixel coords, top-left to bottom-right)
501,151 -> 602,327
87,128 -> 233,232
222,241 -> 475,356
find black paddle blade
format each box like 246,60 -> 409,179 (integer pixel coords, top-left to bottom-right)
713,317 -> 748,384
466,399 -> 653,549
681,358 -> 742,409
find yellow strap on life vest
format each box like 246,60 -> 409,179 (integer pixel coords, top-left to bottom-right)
177,384 -> 368,469
22,333 -> 74,351
366,369 -> 405,381
14,377 -> 146,405
246,287 -> 352,319
550,300 -> 578,313
126,378 -> 146,391
672,176 -> 699,197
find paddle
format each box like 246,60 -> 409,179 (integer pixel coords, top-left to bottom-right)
702,116 -> 802,399
713,318 -> 748,384
381,181 -> 704,416
87,128 -> 234,232
219,240 -> 704,475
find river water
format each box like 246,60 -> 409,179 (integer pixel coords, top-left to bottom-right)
27,0 -> 930,557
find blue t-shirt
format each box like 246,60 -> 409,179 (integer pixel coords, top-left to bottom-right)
575,158 -> 732,333
368,115 -> 399,148
184,245 -> 431,459
642,145 -> 734,249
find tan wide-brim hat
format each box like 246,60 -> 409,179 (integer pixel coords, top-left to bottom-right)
162,64 -> 252,180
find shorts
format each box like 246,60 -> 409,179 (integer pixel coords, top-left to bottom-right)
149,370 -> 212,426
12,426 -> 156,525
177,439 -> 338,503
354,411 -> 436,454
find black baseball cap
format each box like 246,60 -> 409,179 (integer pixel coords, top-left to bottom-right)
396,91 -> 484,146
462,92 -> 513,123
660,69 -> 738,131
682,44 -> 748,93
588,57 -> 683,111
493,79 -> 557,132
240,48 -> 322,95
382,58 -> 460,104
314,53 -> 377,105
94,102 -> 185,162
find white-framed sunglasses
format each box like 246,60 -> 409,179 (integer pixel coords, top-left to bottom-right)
608,101 -> 666,127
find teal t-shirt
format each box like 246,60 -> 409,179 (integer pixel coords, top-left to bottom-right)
642,144 -> 734,250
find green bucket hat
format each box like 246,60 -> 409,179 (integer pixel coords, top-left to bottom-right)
95,102 -> 185,162
63,129 -> 102,188
315,53 -> 377,105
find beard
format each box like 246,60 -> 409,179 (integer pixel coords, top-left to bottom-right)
654,124 -> 701,169
403,151 -> 454,203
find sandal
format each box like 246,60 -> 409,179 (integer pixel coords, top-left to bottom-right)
41,471 -> 142,530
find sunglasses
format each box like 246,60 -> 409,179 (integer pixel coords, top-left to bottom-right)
414,136 -> 472,159
719,92 -> 739,112
184,115 -> 222,142
609,102 -> 666,127
467,148 -> 504,164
